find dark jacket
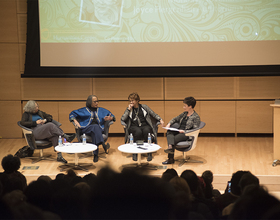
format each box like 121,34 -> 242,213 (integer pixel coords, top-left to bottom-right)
20,110 -> 53,128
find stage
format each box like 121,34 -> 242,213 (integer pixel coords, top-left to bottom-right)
1,136 -> 280,198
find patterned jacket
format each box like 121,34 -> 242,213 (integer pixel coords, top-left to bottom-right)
168,111 -> 200,132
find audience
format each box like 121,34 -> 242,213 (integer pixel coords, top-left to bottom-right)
0,154 -> 279,219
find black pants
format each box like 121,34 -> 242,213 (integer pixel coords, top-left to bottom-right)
129,125 -> 153,142
166,130 -> 189,159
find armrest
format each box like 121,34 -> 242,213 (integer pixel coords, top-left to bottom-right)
51,119 -> 62,127
121,121 -> 127,128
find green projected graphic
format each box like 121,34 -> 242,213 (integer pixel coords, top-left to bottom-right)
39,0 -> 280,43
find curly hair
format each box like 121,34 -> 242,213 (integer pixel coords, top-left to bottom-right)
23,100 -> 38,113
128,92 -> 140,102
1,154 -> 21,174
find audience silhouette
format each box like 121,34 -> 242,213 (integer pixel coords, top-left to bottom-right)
0,154 -> 279,219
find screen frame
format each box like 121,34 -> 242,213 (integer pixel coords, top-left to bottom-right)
23,0 -> 280,78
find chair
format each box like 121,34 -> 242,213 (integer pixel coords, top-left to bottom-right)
172,121 -> 206,167
73,120 -> 114,158
121,117 -> 161,144
17,120 -> 61,163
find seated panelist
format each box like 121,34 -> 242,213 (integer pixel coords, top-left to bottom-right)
121,92 -> 164,162
69,95 -> 115,163
21,100 -> 75,163
162,96 -> 200,165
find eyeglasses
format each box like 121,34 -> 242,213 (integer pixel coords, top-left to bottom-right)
92,101 -> 99,103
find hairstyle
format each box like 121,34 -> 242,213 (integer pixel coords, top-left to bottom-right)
128,92 -> 140,102
161,168 -> 179,182
86,95 -> 98,108
23,100 -> 38,113
202,170 -> 214,184
238,172 -> 259,192
1,154 -> 21,174
180,169 -> 199,193
183,96 -> 196,108
230,170 -> 249,196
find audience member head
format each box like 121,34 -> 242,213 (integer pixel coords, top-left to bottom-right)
202,170 -> 214,184
230,170 -> 249,196
24,180 -> 52,211
180,169 -> 199,194
229,185 -> 280,219
238,171 -> 259,193
161,168 -> 178,182
183,96 -> 196,108
1,154 -> 21,174
37,175 -> 52,183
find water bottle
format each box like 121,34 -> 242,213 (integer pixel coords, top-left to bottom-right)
82,133 -> 86,145
148,133 -> 151,144
129,133 -> 133,145
58,135 -> 62,146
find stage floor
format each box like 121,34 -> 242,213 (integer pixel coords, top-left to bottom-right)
1,136 -> 280,194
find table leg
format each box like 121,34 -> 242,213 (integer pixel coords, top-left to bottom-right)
137,153 -> 141,166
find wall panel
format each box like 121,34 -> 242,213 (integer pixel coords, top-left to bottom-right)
238,77 -> 280,99
165,77 -> 236,100
17,14 -> 27,43
19,44 -> 26,72
0,101 -> 22,138
21,78 -> 92,100
236,101 -> 273,133
16,0 -> 27,14
0,0 -> 18,42
0,44 -> 21,100
200,101 -> 236,133
92,78 -> 164,100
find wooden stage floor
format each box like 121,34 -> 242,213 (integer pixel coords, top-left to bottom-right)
1,136 -> 280,194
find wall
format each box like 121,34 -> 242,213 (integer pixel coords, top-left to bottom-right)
0,0 -> 279,138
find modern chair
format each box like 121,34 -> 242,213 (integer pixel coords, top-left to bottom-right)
121,117 -> 161,144
17,120 -> 61,163
172,121 -> 206,167
73,120 -> 114,158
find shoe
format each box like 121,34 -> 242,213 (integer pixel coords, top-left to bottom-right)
164,148 -> 174,154
93,155 -> 98,163
132,154 -> 138,161
147,153 -> 152,162
103,143 -> 110,154
162,158 -> 175,165
63,133 -> 76,142
57,154 -> 67,163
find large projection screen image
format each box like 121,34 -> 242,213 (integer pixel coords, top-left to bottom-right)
38,0 -> 280,67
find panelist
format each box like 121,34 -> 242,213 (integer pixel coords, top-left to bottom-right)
21,100 -> 75,163
162,96 -> 200,165
69,95 -> 115,163
121,92 -> 164,162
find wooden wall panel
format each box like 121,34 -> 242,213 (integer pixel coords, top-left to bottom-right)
0,0 -> 18,42
165,77 -> 236,100
19,44 -> 26,72
236,101 -> 273,133
0,101 -> 22,138
16,0 -> 27,14
200,101 -> 236,133
17,14 -> 27,43
21,78 -> 92,100
0,44 -> 21,100
92,78 -> 164,100
238,76 -> 280,99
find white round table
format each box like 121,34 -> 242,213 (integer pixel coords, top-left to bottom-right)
118,143 -> 161,166
55,143 -> 97,172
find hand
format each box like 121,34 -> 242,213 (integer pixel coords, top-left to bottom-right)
165,123 -> 170,128
160,119 -> 164,127
128,104 -> 133,110
179,130 -> 185,134
104,114 -> 113,121
36,119 -> 44,125
73,119 -> 81,128
41,119 -> 46,124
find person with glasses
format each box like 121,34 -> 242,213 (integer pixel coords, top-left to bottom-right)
69,95 -> 115,162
